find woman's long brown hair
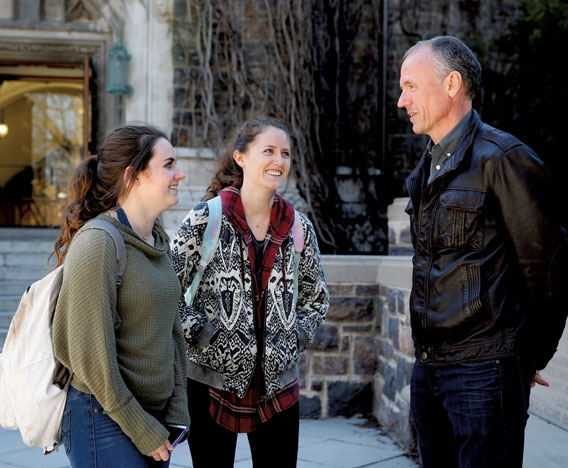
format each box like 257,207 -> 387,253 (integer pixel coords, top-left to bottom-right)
52,125 -> 169,266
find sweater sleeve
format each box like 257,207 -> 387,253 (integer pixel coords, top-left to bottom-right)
295,215 -> 329,351
162,311 -> 190,427
53,230 -> 169,454
170,202 -> 210,343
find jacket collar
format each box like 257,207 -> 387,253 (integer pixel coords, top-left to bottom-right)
406,109 -> 482,200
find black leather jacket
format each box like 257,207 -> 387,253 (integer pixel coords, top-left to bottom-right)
405,110 -> 568,370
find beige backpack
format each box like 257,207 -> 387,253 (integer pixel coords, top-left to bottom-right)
0,220 -> 126,454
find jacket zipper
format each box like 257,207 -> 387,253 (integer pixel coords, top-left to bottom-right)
260,288 -> 268,396
410,176 -> 429,336
420,175 -> 448,346
241,236 -> 258,397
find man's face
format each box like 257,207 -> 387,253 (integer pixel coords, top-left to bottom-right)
397,46 -> 452,144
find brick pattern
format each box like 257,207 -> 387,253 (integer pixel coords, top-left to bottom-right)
299,280 -> 415,449
299,284 -> 380,418
375,284 -> 415,449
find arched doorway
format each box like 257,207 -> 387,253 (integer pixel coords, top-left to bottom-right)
0,0 -> 125,227
0,66 -> 89,226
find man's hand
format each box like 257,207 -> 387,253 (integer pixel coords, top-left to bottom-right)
148,440 -> 174,461
531,370 -> 550,388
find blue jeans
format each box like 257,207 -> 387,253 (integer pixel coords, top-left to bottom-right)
411,358 -> 533,468
61,387 -> 169,468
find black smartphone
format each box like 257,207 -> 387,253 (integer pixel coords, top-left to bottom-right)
167,424 -> 189,448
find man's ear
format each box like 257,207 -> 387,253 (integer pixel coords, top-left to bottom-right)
446,70 -> 463,98
233,150 -> 245,168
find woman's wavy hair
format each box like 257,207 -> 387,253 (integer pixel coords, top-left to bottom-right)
203,117 -> 290,200
52,124 -> 169,266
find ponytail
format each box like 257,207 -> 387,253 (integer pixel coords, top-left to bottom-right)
52,155 -> 103,266
52,125 -> 169,266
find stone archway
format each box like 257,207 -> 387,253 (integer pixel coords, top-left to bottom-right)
0,0 -> 127,227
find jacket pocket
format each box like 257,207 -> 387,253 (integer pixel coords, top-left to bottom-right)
461,264 -> 491,321
189,317 -> 256,378
437,189 -> 485,250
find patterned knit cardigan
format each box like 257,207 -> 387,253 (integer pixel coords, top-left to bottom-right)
171,201 -> 329,398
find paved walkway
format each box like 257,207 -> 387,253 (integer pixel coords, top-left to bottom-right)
0,413 -> 566,467
0,417 -> 417,468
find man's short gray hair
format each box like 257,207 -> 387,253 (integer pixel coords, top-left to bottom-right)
403,36 -> 482,100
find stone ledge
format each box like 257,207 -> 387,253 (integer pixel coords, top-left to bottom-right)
387,197 -> 410,222
321,255 -> 383,283
377,257 -> 412,290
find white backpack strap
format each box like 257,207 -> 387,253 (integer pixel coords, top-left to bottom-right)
291,210 -> 304,300
184,196 -> 223,306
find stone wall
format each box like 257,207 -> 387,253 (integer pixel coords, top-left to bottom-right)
299,280 -> 381,419
303,254 -> 416,450
529,329 -> 568,431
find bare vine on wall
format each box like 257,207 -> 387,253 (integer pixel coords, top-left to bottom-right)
174,0 -> 387,253
177,0 -> 335,248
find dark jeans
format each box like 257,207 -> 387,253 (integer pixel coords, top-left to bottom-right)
61,387 -> 169,468
411,358 -> 534,468
187,379 -> 299,468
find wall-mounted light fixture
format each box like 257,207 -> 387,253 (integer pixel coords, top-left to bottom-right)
0,108 -> 8,138
106,41 -> 133,97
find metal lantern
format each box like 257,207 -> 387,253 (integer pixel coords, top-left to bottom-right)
106,41 -> 133,96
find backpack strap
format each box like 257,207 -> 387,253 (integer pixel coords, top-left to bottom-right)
184,196 -> 223,306
291,210 -> 304,300
76,219 -> 127,329
79,220 -> 127,287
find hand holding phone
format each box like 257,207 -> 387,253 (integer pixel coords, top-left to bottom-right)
166,424 -> 189,449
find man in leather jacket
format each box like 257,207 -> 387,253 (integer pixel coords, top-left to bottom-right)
398,35 -> 568,468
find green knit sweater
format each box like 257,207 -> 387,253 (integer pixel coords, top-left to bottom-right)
53,214 -> 189,454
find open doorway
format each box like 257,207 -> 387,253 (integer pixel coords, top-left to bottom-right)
0,62 -> 91,227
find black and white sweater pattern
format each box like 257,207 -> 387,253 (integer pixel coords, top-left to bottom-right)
171,202 -> 329,398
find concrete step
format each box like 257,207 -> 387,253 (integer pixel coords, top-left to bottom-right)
0,329 -> 6,351
0,251 -> 55,268
0,311 -> 14,329
0,297 -> 20,314
0,227 -> 60,240
0,239 -> 56,255
0,281 -> 31,296
0,266 -> 50,281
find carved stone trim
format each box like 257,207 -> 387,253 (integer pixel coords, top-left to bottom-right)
0,41 -> 105,58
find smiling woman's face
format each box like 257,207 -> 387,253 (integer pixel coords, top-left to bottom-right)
233,125 -> 291,192
133,138 -> 185,213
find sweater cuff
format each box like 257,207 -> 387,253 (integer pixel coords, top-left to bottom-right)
163,383 -> 191,427
107,397 -> 169,455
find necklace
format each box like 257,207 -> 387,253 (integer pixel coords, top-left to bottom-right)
140,232 -> 154,243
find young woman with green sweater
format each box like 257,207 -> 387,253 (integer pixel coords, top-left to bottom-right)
52,125 -> 190,467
